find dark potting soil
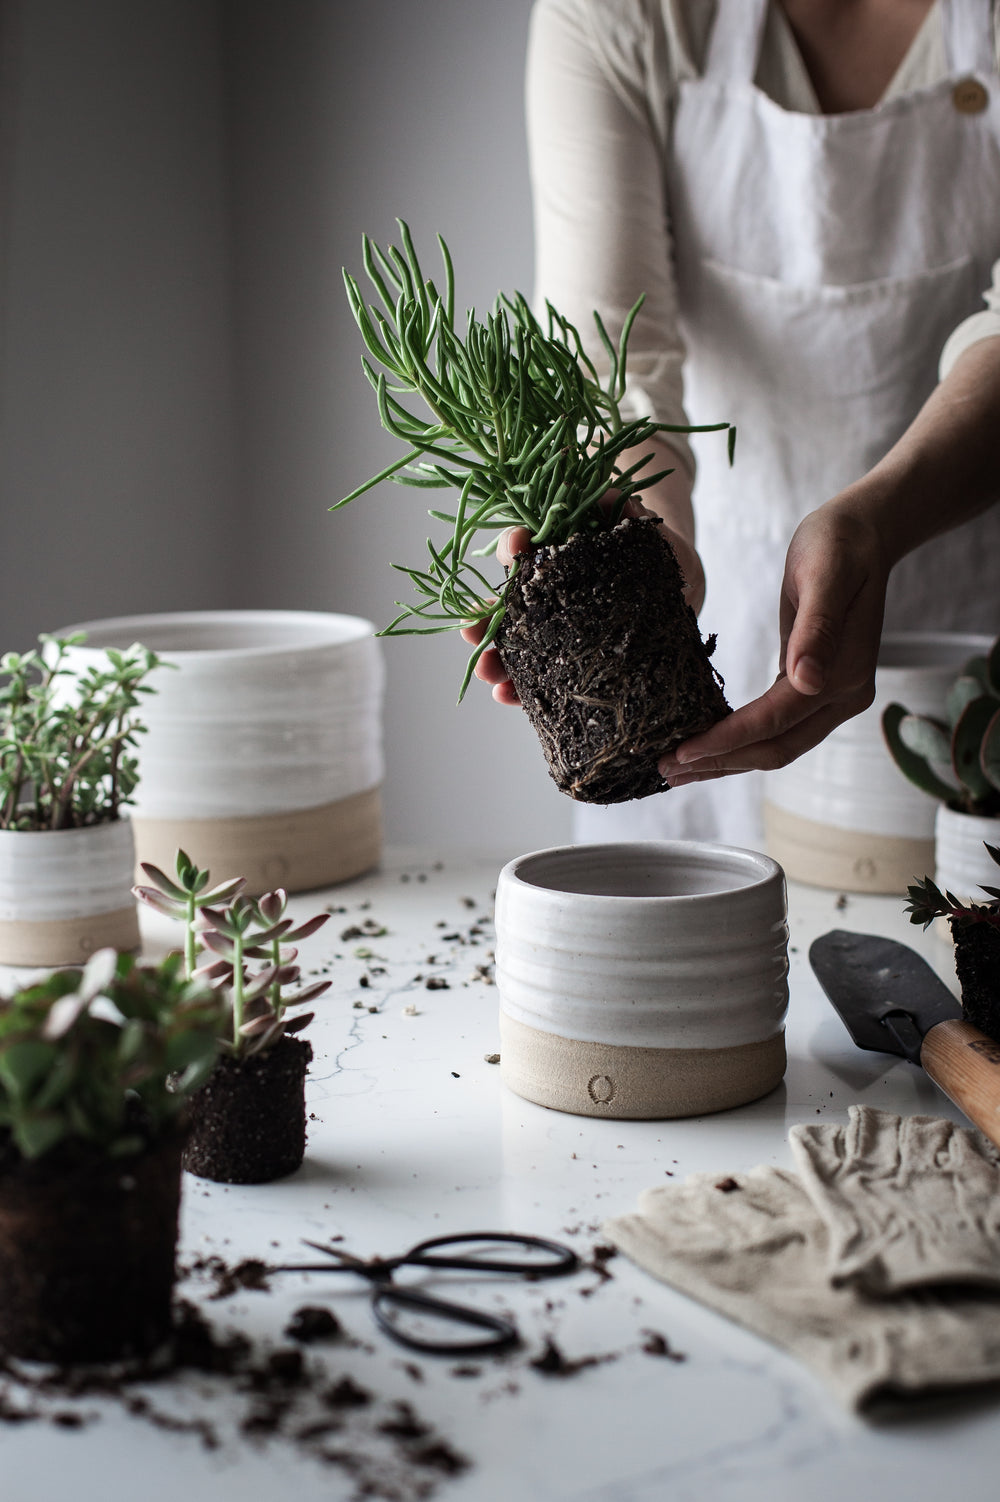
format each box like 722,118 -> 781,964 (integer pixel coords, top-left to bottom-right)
950,917 -> 1000,1042
0,1132 -> 183,1364
183,1035 -> 313,1184
0,1296 -> 471,1499
495,515 -> 731,803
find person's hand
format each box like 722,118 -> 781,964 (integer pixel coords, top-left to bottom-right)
658,499 -> 891,785
459,497 -> 705,705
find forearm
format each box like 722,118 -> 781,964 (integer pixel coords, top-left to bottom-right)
828,336 -> 1000,566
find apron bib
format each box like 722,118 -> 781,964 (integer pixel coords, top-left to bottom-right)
577,0 -> 1000,850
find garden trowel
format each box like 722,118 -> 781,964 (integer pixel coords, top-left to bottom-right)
809,929 -> 1000,1150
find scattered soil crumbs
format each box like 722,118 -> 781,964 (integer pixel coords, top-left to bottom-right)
579,1244 -> 618,1296
714,1178 -> 740,1194
640,1331 -> 687,1363
0,1298 -> 469,1499
340,920 -> 389,942
284,1307 -> 343,1345
528,1338 -> 618,1379
182,1255 -> 272,1301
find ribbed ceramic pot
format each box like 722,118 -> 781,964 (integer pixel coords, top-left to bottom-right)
495,842 -> 788,1120
764,632 -> 992,895
934,805 -> 1000,907
58,611 -> 384,896
0,820 -> 140,966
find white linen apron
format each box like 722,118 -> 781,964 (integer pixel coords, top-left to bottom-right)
577,0 -> 1000,851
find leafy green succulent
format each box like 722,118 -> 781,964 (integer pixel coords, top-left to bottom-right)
882,635 -> 1000,816
904,842 -> 1000,932
337,222 -> 734,698
0,633 -> 164,831
0,949 -> 226,1160
134,851 -> 331,1058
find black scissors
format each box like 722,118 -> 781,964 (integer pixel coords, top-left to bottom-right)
271,1231 -> 579,1356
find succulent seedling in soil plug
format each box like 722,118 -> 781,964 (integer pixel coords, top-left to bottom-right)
882,634 -> 1000,816
905,842 -> 1000,1043
0,634 -> 164,830
0,949 -> 225,1362
136,854 -> 332,1183
339,222 -> 733,803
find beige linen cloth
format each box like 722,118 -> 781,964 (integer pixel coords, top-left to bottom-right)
604,1107 -> 1000,1411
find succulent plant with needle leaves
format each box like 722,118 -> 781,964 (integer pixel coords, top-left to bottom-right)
337,221 -> 734,699
134,851 -> 331,1058
882,635 -> 1000,816
903,842 -> 1000,932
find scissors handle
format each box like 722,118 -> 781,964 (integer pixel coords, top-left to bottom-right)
402,1231 -> 579,1278
371,1285 -> 520,1356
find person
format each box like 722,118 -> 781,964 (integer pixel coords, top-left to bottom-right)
464,0 -> 1000,848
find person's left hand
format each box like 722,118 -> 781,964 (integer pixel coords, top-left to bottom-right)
657,499 -> 891,785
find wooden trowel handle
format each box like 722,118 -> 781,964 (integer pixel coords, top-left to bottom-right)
920,1019 -> 1000,1149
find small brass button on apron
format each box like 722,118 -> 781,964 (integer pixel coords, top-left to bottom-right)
953,78 -> 989,114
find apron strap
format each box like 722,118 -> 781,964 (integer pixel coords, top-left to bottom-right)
941,0 -> 997,77
703,0 -> 769,82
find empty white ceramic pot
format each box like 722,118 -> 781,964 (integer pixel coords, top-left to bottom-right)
0,820 -> 140,966
495,841 -> 788,1120
764,632 -> 992,894
58,611 -> 385,895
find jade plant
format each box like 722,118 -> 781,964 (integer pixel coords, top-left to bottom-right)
0,948 -> 225,1160
0,633 -> 163,831
337,221 -> 734,699
134,851 -> 331,1056
882,635 -> 1000,815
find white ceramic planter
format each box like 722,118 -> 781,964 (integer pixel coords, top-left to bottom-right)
0,819 -> 139,966
58,611 -> 385,895
495,841 -> 788,1120
934,804 -> 1000,908
764,632 -> 992,894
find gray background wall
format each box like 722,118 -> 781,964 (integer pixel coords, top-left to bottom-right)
0,0 -> 572,854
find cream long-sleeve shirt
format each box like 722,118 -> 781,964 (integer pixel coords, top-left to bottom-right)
527,0 -> 1000,478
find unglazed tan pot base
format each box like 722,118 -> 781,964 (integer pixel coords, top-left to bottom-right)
763,801 -> 933,896
133,788 -> 382,896
499,1013 -> 786,1120
0,907 -> 140,967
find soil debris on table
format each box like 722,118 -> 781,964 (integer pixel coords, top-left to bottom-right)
528,1337 -> 618,1379
640,1330 -> 687,1363
0,1297 -> 470,1499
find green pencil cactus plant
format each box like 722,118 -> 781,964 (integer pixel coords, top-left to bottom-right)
882,635 -> 1000,815
338,221 -> 735,803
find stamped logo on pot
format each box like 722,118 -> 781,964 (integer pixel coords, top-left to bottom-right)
587,1074 -> 615,1106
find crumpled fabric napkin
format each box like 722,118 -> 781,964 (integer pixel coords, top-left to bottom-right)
791,1106 -> 1000,1296
604,1107 -> 1000,1412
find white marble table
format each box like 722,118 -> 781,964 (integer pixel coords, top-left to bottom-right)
4,846 -> 999,1502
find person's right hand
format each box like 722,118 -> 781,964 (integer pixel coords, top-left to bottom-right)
459,499 -> 705,705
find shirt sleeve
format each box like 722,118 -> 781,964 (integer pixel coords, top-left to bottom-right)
526,0 -> 696,477
938,259 -> 1000,379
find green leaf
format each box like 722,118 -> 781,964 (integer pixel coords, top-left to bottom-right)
945,674 -> 986,729
898,713 -> 952,766
979,706 -> 1000,792
952,696 -> 998,803
14,1114 -> 67,1159
0,1040 -> 57,1099
881,704 -> 958,802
